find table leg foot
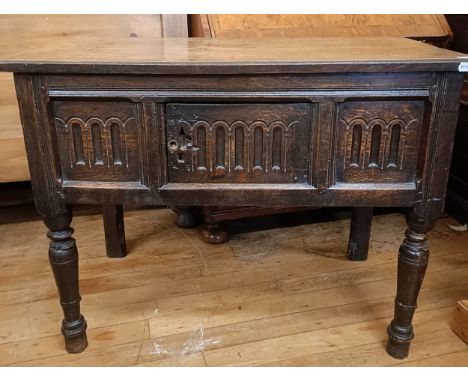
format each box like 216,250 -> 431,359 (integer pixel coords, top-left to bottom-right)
386,324 -> 412,359
63,316 -> 88,354
199,223 -> 230,244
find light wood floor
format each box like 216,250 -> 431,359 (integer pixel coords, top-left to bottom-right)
0,206 -> 467,366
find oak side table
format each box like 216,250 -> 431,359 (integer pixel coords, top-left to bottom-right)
1,37 -> 466,360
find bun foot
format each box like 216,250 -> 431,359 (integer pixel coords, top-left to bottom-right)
199,223 -> 230,244
62,316 -> 88,354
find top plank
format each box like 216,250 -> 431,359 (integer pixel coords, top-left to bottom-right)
0,37 -> 467,74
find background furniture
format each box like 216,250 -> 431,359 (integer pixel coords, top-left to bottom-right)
451,300 -> 468,345
190,14 -> 452,43
445,15 -> 468,223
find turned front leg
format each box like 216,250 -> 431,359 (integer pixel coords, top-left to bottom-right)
386,224 -> 429,359
44,211 -> 88,353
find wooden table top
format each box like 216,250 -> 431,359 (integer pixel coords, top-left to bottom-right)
0,37 -> 467,74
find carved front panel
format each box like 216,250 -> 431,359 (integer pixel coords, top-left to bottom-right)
336,100 -> 425,184
53,101 -> 143,183
166,103 -> 311,183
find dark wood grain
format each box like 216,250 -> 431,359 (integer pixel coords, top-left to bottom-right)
166,103 -> 310,184
102,204 -> 126,258
44,209 -> 88,353
386,71 -> 464,359
348,207 -> 373,261
5,37 -> 466,359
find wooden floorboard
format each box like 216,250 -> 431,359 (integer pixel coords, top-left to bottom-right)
0,207 -> 467,366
